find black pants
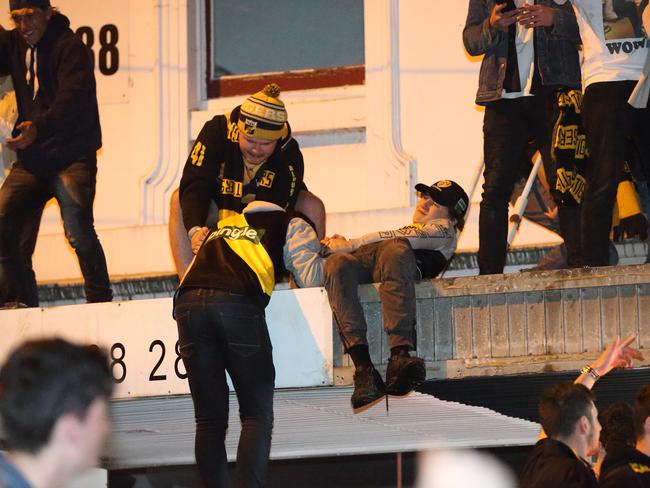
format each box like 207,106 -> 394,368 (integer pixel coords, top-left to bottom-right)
0,157 -> 112,305
479,94 -> 580,274
175,289 -> 275,488
581,81 -> 650,266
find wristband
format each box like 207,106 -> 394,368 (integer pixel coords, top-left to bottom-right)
580,365 -> 600,381
188,226 -> 202,239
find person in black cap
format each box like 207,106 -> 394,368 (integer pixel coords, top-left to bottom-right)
0,0 -> 110,307
322,180 -> 468,410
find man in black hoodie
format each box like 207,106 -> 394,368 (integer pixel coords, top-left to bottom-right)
0,0 -> 111,307
520,335 -> 644,488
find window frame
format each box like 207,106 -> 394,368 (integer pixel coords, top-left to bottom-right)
204,0 -> 365,98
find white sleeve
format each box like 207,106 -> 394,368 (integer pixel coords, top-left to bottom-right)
349,220 -> 457,252
283,217 -> 325,288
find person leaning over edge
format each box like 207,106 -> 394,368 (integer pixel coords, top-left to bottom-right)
169,83 -> 326,278
520,335 -> 645,488
321,180 -> 468,410
173,194 -> 322,488
0,338 -> 113,488
0,0 -> 111,308
598,385 -> 650,487
463,0 -> 584,275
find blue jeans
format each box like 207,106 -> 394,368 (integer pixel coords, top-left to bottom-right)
174,288 -> 275,488
0,157 -> 112,305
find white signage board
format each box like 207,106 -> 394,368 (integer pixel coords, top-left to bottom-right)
54,0 -> 129,105
0,287 -> 333,398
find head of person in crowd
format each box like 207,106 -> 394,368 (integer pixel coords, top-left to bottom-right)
635,385 -> 650,448
0,338 -> 113,487
9,0 -> 53,46
599,401 -> 637,451
237,83 -> 288,166
414,180 -> 469,231
539,382 -> 601,458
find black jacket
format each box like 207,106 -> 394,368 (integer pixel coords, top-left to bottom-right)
0,13 -> 101,174
179,106 -> 304,231
521,438 -> 598,488
178,204 -> 290,309
599,444 -> 650,488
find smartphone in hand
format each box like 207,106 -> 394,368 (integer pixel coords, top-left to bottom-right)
496,0 -> 518,12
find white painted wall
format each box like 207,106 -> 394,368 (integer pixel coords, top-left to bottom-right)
0,0 -> 560,282
0,287 -> 333,397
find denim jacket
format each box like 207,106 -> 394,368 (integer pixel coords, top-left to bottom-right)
0,453 -> 32,488
463,0 -> 582,105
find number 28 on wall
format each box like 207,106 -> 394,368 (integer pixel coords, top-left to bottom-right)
76,24 -> 120,76
110,340 -> 188,384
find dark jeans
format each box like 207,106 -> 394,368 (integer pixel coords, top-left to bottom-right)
581,81 -> 650,266
479,94 -> 581,274
0,158 -> 112,305
175,288 -> 275,488
323,238 -> 419,352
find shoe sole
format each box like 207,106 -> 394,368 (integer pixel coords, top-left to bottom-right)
386,361 -> 426,396
352,392 -> 386,412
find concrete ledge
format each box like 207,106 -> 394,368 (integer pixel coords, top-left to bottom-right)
338,263 -> 650,378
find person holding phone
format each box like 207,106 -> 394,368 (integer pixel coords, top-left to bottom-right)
463,0 -> 584,275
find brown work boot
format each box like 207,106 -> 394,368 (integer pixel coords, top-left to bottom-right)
385,355 -> 425,396
351,366 -> 386,409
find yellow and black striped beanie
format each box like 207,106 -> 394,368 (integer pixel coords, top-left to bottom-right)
238,83 -> 288,141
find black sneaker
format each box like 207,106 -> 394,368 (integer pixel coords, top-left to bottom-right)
385,355 -> 425,396
351,366 -> 386,409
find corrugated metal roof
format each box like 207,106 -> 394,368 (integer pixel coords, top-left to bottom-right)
105,388 -> 539,470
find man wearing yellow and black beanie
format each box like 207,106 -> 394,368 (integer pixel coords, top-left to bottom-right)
237,83 -> 288,140
169,83 -> 325,276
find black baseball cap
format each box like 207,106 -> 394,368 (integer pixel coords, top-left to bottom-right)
415,180 -> 469,224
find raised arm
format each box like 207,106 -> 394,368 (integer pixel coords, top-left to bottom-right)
575,334 -> 645,390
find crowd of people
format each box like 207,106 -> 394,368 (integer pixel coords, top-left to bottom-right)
464,0 -> 650,274
1,0 -> 650,487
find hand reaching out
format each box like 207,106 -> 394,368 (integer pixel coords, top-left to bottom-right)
592,334 -> 645,376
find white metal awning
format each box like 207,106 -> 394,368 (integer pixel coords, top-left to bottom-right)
106,387 -> 539,469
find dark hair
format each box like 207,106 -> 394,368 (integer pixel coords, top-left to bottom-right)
599,401 -> 636,450
453,213 -> 465,232
538,382 -> 595,439
0,338 -> 113,452
635,385 -> 650,438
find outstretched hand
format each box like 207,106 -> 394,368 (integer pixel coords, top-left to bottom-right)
592,334 -> 645,377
